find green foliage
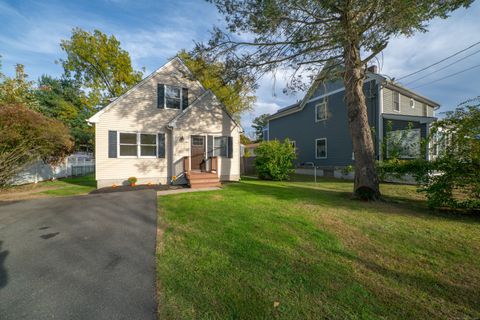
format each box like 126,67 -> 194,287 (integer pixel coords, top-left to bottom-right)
0,103 -> 74,187
128,176 -> 138,185
178,50 -> 256,117
252,113 -> 269,141
342,165 -> 354,176
254,139 -> 296,180
240,134 -> 252,145
60,28 -> 143,107
0,64 -> 39,110
378,99 -> 480,210
36,75 -> 94,149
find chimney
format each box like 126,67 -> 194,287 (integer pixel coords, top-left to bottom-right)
367,65 -> 378,74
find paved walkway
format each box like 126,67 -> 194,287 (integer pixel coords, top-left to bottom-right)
156,187 -> 221,196
0,190 -> 157,320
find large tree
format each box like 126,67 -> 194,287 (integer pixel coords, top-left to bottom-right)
178,50 -> 256,117
252,113 -> 270,141
200,0 -> 472,199
59,28 -> 143,107
36,75 -> 94,150
0,63 -> 38,110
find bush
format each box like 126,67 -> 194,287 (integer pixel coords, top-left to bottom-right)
0,103 -> 74,187
254,139 -> 296,181
378,100 -> 480,210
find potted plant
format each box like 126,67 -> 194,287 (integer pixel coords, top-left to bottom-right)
128,176 -> 137,187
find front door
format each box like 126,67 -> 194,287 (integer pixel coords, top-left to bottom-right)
190,135 -> 205,171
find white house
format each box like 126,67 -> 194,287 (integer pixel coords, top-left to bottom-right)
87,57 -> 242,188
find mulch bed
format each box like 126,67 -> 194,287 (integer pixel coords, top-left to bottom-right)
90,184 -> 188,194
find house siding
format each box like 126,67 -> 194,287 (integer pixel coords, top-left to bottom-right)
93,59 -> 239,187
268,80 -> 379,167
383,87 -> 434,117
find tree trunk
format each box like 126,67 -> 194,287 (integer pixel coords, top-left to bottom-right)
343,42 -> 380,200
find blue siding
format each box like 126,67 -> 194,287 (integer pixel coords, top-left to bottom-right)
269,80 -> 379,167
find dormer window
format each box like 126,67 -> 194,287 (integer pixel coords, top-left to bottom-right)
165,85 -> 182,109
157,84 -> 188,109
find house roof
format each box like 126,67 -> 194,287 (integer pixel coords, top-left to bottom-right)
167,89 -> 243,132
87,57 -> 205,124
267,68 -> 440,121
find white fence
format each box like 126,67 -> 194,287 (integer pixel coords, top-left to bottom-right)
11,153 -> 95,186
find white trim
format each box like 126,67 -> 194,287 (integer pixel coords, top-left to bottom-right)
117,131 -> 159,159
314,101 -> 328,122
378,86 -> 384,160
308,87 -> 345,104
315,138 -> 327,159
87,57 -> 205,124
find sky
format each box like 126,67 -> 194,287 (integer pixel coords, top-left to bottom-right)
1,0 -> 479,138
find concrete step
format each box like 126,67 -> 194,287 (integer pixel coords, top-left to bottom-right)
189,182 -> 222,189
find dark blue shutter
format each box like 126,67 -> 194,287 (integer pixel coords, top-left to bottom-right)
227,136 -> 233,158
108,131 -> 117,158
182,88 -> 188,110
207,135 -> 214,157
158,133 -> 165,158
157,84 -> 165,108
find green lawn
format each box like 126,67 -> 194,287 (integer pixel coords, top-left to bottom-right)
157,177 -> 480,319
39,174 -> 96,196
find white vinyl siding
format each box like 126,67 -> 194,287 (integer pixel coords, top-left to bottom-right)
393,92 -> 400,112
383,87 -> 435,116
315,138 -> 327,159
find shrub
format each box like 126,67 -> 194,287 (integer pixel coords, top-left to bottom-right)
128,177 -> 137,185
254,139 -> 296,181
378,100 -> 480,210
0,103 -> 74,187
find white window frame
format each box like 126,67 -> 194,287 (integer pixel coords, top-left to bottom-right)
393,91 -> 400,113
118,131 -> 158,159
315,138 -> 327,159
315,102 -> 328,122
410,98 -> 415,109
164,84 -> 183,110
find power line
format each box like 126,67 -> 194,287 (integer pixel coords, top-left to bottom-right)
404,48 -> 480,86
412,63 -> 480,89
397,40 -> 480,80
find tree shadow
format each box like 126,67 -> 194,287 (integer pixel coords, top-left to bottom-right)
232,180 -> 480,224
59,174 -> 97,188
0,241 -> 9,289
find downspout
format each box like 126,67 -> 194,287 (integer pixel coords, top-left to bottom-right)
378,82 -> 384,161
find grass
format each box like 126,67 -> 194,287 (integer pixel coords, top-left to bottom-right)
0,174 -> 96,200
157,177 -> 480,319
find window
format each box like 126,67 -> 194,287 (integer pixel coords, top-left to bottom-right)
192,136 -> 204,146
386,128 -> 421,159
119,133 -> 138,157
165,85 -> 181,109
410,98 -> 415,109
290,140 -> 296,149
140,134 -> 157,156
422,103 -> 428,116
214,136 -> 228,157
119,132 -> 158,158
393,92 -> 400,112
315,102 -> 327,122
315,138 -> 327,159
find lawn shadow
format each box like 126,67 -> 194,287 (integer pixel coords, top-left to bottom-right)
0,241 -> 8,289
232,180 -> 480,224
58,174 -> 97,188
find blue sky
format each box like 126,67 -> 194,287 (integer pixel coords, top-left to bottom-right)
1,0 -> 479,137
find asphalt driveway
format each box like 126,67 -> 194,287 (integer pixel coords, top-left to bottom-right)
0,190 -> 157,320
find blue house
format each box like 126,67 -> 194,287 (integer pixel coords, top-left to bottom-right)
266,66 -> 440,171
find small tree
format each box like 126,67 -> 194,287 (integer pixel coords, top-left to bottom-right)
178,50 -> 256,117
0,64 -> 38,110
0,104 -> 74,187
255,139 -> 296,180
252,113 -> 270,142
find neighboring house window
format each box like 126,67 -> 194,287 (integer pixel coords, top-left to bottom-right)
119,133 -> 138,157
214,136 -> 228,157
422,103 -> 428,116
290,140 -> 296,149
410,98 -> 415,109
119,132 -> 158,158
315,138 -> 327,159
386,128 -> 421,159
140,134 -> 157,157
315,102 -> 327,122
165,85 -> 182,109
393,92 -> 400,112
